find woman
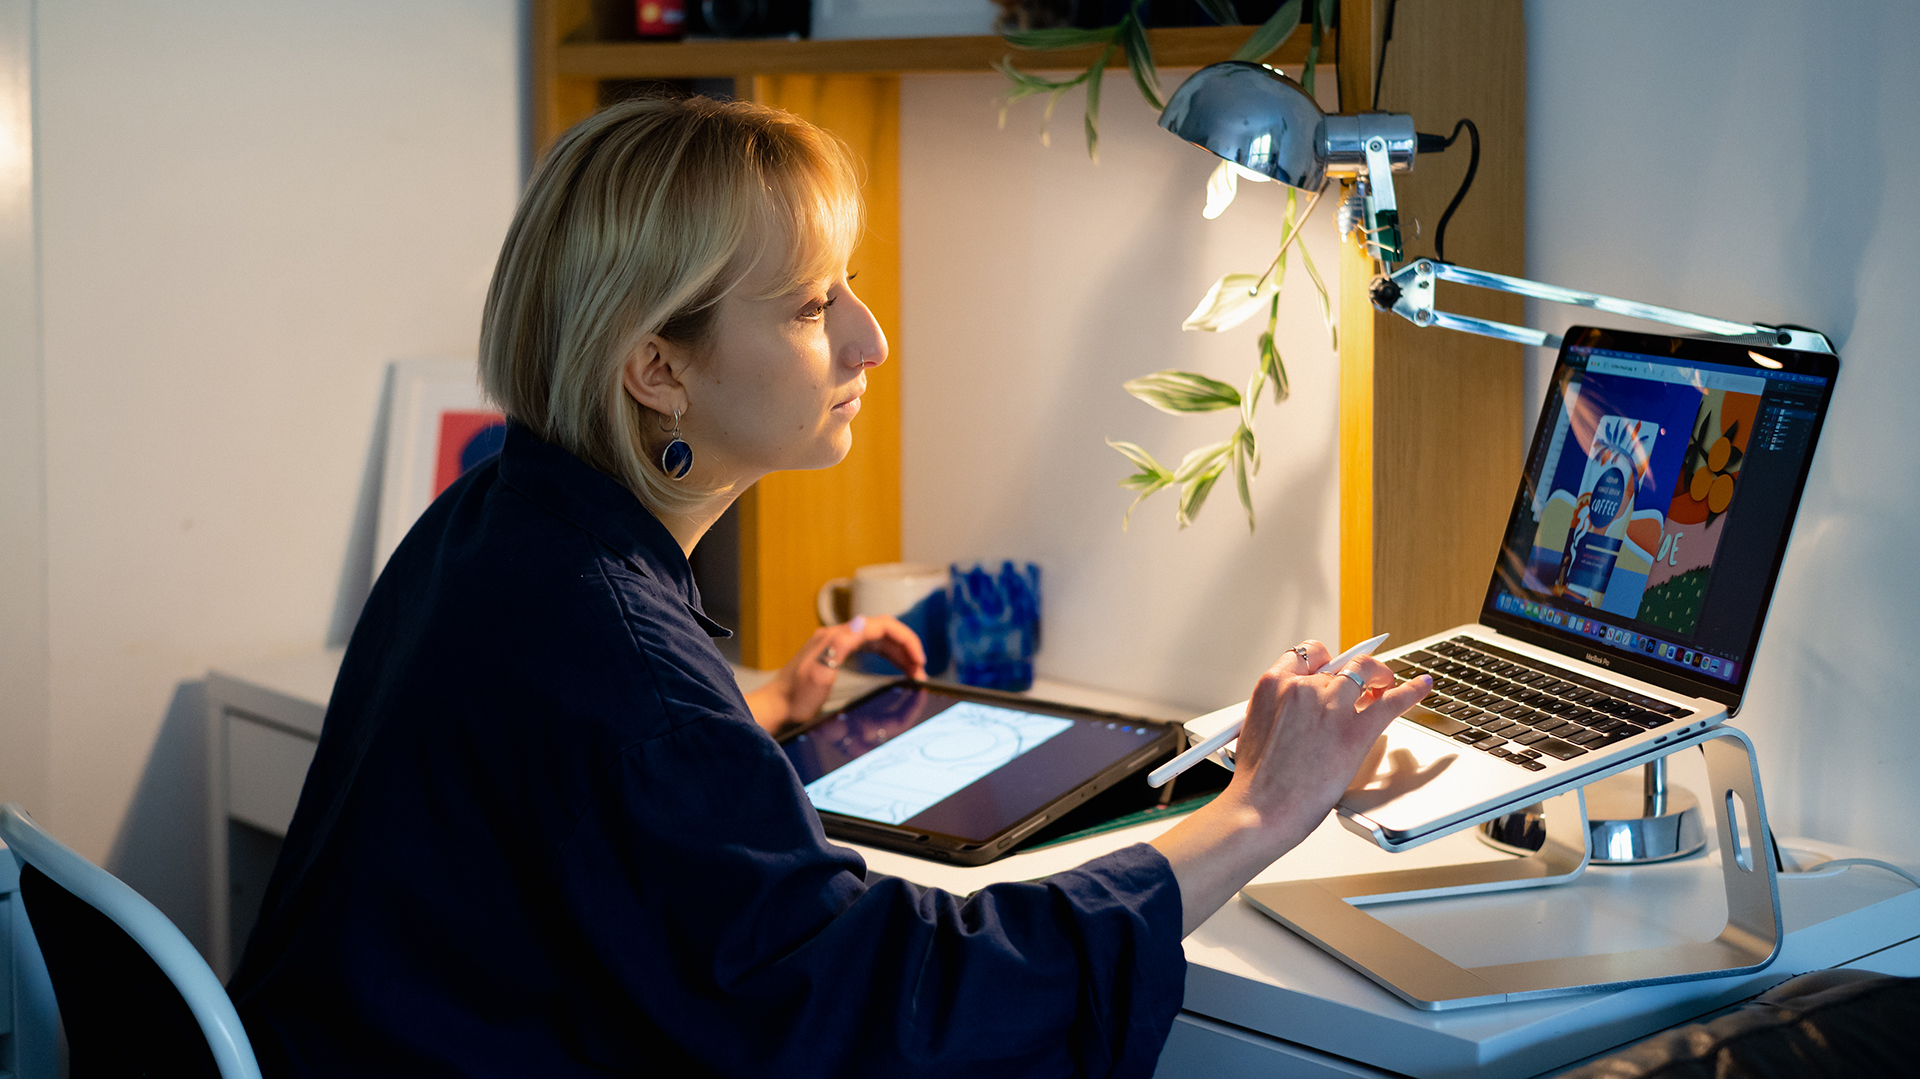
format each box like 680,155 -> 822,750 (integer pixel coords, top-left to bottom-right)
230,95 -> 1430,1078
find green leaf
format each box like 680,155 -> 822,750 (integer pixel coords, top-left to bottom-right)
1203,159 -> 1238,219
1182,272 -> 1274,332
1083,42 -> 1116,160
1120,14 -> 1164,112
1108,440 -> 1174,531
1004,26 -> 1118,50
1298,229 -> 1336,349
1242,368 -> 1264,427
1300,0 -> 1333,93
1195,0 -> 1239,25
1173,439 -> 1234,482
993,58 -> 1088,95
1237,418 -> 1260,474
1232,434 -> 1255,531
1230,0 -> 1303,63
1175,442 -> 1233,528
1259,331 -> 1292,403
1107,439 -> 1173,487
1124,370 -> 1242,414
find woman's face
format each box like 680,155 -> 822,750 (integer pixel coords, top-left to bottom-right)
674,254 -> 886,486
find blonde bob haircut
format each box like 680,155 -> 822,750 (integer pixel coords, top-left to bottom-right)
480,94 -> 863,516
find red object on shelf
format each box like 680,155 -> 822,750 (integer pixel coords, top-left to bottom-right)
637,0 -> 686,39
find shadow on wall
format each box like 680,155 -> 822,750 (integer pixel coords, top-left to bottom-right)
105,680 -> 211,958
328,365 -> 396,647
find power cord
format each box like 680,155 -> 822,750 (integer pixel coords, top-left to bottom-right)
1412,118 -> 1479,264
1773,839 -> 1920,889
1778,856 -> 1920,889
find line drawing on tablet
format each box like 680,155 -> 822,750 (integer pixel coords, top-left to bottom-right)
804,702 -> 1072,824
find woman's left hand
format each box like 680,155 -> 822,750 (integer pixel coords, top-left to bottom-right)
746,614 -> 927,735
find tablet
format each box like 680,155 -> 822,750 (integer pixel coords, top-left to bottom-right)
780,681 -> 1181,865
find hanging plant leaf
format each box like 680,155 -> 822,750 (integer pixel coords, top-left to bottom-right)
1233,435 -> 1255,530
1108,439 -> 1176,530
1259,333 -> 1292,403
1298,225 -> 1336,349
1203,160 -> 1239,220
1183,273 -> 1274,332
1109,438 -> 1174,487
1120,13 -> 1163,112
1174,440 -> 1234,528
1123,370 -> 1242,414
1195,0 -> 1239,25
1230,0 -> 1304,64
1083,42 -> 1115,159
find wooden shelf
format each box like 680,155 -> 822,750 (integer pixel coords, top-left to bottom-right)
557,25 -> 1335,80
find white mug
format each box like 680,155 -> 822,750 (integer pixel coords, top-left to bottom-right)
816,562 -> 950,676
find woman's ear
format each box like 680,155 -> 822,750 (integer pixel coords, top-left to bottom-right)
620,334 -> 690,418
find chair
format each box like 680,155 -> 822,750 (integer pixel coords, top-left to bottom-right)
0,803 -> 263,1079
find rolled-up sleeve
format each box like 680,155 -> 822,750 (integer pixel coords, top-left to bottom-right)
554,713 -> 1186,1079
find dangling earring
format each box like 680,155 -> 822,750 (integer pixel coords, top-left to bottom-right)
659,407 -> 693,480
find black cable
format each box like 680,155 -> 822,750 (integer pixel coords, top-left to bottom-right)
1371,0 -> 1400,111
1430,117 -> 1479,264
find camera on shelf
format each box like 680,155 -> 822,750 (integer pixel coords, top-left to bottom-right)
689,0 -> 811,38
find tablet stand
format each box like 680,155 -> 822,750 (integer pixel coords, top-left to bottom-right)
1241,727 -> 1781,1010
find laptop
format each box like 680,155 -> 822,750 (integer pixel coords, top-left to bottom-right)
1185,324 -> 1839,851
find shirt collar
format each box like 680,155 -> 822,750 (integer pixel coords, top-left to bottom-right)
495,422 -> 732,638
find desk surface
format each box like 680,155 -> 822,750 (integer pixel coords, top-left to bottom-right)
208,649 -> 1920,1079
850,761 -> 1920,1079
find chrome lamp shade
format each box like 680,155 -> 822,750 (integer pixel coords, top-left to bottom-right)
1158,60 -> 1328,188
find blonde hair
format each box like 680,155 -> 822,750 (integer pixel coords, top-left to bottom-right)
479,95 -> 863,515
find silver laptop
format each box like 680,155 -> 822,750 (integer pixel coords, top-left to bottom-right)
1187,324 -> 1839,851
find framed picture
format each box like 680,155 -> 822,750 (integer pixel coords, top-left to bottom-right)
375,359 -> 506,573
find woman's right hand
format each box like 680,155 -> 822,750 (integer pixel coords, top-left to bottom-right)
1146,641 -> 1432,936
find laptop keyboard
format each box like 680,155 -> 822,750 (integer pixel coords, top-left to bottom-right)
1389,637 -> 1694,773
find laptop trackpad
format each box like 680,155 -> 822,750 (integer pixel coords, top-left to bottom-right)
1341,725 -> 1461,814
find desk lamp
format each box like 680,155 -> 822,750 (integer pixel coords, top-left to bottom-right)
1159,60 -> 1828,869
1158,61 -> 1833,357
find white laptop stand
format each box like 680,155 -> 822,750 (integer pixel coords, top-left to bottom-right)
1242,726 -> 1781,1010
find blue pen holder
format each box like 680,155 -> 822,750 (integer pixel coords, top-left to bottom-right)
948,561 -> 1041,692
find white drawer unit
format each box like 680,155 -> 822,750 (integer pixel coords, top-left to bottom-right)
205,649 -> 342,978
225,713 -> 318,837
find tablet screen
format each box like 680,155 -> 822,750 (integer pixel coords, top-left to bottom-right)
782,684 -> 1168,843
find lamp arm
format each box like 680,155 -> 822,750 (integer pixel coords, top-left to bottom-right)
1371,259 -> 1835,354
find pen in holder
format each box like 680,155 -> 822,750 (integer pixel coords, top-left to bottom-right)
948,562 -> 1041,692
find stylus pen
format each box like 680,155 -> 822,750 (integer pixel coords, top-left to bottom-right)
1147,633 -> 1391,789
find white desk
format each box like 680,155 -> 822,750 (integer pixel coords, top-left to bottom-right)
205,650 -> 1920,1077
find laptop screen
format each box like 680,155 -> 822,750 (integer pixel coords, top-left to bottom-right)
1482,325 -> 1838,708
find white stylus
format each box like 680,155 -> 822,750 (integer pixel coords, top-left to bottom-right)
1147,633 -> 1392,789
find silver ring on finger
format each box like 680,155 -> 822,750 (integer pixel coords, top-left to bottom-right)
820,646 -> 840,669
1287,644 -> 1313,664
1339,667 -> 1366,691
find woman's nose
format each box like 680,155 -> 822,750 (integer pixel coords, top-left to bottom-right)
836,286 -> 888,369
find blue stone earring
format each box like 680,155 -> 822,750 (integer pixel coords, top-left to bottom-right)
659,407 -> 693,480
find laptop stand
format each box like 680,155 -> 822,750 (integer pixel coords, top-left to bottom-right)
1242,726 -> 1781,1010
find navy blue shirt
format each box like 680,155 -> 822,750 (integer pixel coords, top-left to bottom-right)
230,423 -> 1185,1077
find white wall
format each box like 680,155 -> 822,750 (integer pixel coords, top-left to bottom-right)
1526,1 -> 1920,864
9,0 -> 522,945
900,69 -> 1345,713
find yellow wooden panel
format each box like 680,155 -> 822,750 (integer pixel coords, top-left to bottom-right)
1368,0 -> 1527,642
1335,0 -> 1380,115
533,0 -> 599,151
1337,231 -> 1377,650
736,75 -> 903,668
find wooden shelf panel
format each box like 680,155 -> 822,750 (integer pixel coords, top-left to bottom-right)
557,25 -> 1334,80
